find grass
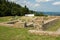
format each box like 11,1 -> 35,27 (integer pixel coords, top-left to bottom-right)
0,16 -> 50,22
46,19 -> 60,31
0,16 -> 60,40
0,16 -> 21,22
0,26 -> 60,40
0,16 -> 60,31
0,17 -> 12,22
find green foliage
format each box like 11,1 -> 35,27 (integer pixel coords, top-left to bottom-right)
35,12 -> 45,16
0,0 -> 30,16
0,0 -> 45,16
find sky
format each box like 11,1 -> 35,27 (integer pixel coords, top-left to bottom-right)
9,0 -> 60,12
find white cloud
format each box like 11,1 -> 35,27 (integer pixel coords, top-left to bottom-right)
10,0 -> 16,2
9,0 -> 40,9
15,0 -> 27,7
21,1 -> 40,8
53,2 -> 60,5
23,1 -> 27,3
9,0 -> 27,2
36,0 -> 52,2
34,4 -> 40,7
27,3 -> 40,8
29,3 -> 40,11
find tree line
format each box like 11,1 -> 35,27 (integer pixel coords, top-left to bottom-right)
0,0 -> 45,17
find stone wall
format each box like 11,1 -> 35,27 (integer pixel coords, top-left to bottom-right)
13,21 -> 25,28
33,17 -> 44,30
33,17 -> 59,30
29,30 -> 60,36
43,18 -> 59,30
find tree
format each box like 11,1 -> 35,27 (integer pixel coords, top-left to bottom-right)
35,12 -> 44,16
0,0 -> 45,17
24,5 -> 29,14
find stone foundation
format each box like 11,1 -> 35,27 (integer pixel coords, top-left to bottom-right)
28,30 -> 60,36
13,21 -> 25,28
43,18 -> 59,30
33,17 -> 44,30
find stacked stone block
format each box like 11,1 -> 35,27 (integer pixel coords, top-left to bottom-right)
33,17 -> 44,30
13,21 -> 25,28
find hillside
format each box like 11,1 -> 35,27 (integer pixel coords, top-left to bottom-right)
0,0 -> 45,17
0,0 -> 30,16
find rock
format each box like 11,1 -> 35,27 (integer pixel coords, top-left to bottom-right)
13,21 -> 25,28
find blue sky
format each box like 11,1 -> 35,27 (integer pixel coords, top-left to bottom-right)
9,0 -> 60,12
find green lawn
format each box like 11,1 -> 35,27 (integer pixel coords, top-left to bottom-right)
0,26 -> 60,40
0,17 -> 12,22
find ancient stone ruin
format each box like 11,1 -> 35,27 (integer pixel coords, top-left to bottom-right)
13,21 -> 25,28
0,16 -> 60,36
33,17 -> 44,30
28,16 -> 60,36
0,16 -> 59,30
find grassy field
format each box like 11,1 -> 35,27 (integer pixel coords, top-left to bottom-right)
0,16 -> 54,22
0,16 -> 21,23
0,17 -> 12,22
0,16 -> 60,40
0,26 -> 60,40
